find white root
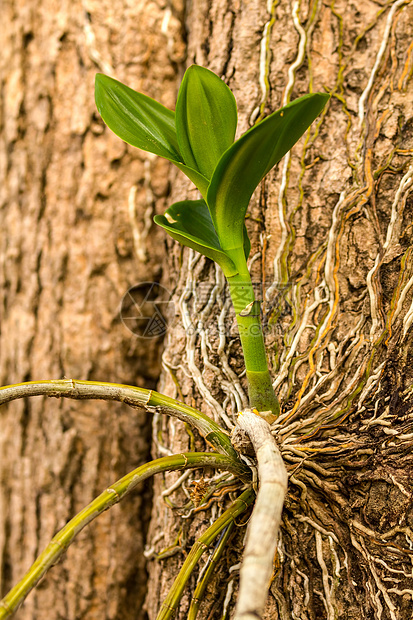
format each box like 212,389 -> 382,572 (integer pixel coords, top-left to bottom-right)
232,409 -> 288,620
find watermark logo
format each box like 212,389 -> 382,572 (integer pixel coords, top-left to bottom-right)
120,281 -> 289,339
120,282 -> 175,339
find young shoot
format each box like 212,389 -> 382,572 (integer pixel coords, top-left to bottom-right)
95,66 -> 329,419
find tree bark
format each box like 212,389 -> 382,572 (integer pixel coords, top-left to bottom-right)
147,1 -> 413,619
0,0 -> 184,618
2,1 -> 413,620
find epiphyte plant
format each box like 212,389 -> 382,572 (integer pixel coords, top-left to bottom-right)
95,65 -> 329,421
0,66 -> 329,620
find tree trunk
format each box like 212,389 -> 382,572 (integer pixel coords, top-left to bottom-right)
0,0 -> 184,618
2,1 -> 413,620
147,1 -> 413,619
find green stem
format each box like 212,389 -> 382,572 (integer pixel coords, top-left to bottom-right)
156,488 -> 255,620
0,453 -> 243,619
187,521 -> 235,620
225,249 -> 280,419
0,380 -> 244,464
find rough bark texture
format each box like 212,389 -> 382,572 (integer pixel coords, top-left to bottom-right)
2,1 -> 413,620
147,1 -> 413,619
0,0 -> 184,618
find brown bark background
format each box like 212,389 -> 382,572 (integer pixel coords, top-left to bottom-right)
1,0 -> 185,618
2,0 -> 413,619
147,1 -> 413,619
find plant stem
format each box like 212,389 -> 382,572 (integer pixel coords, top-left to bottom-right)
156,488 -> 255,620
187,522 -> 235,620
225,250 -> 280,419
232,409 -> 288,620
0,453 -> 243,619
0,380 -> 245,465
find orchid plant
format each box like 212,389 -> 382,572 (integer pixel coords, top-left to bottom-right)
0,66 -> 329,620
95,65 -> 329,419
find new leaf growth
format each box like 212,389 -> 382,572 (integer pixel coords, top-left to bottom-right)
95,66 -> 329,418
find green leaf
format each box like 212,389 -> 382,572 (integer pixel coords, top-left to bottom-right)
175,66 -> 237,180
95,73 -> 210,196
174,164 -> 210,197
95,73 -> 181,160
154,200 -> 238,276
207,92 -> 330,253
243,223 -> 251,260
